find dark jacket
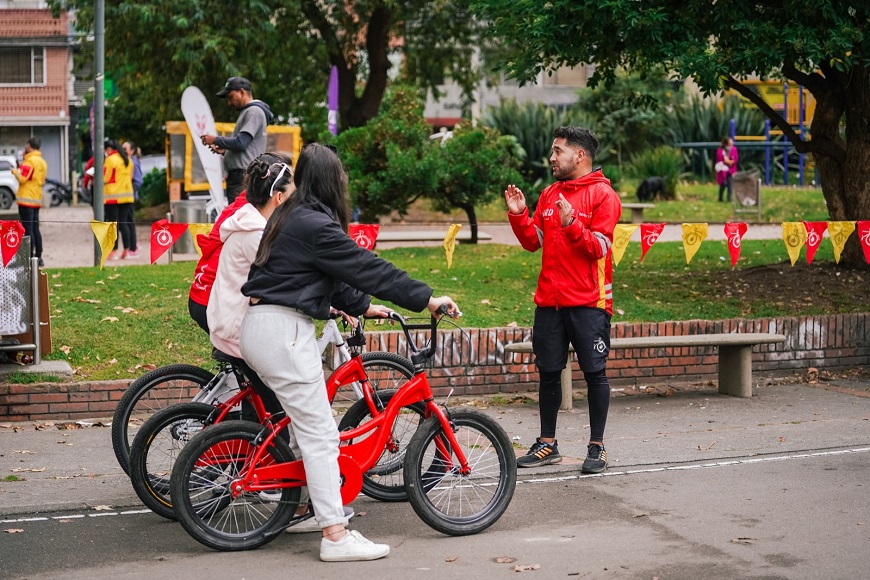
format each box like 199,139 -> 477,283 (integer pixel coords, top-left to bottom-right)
242,202 -> 433,319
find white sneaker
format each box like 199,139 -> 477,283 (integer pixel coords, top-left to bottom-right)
286,506 -> 355,534
320,530 -> 390,562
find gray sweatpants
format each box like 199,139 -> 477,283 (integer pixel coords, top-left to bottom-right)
239,304 -> 347,529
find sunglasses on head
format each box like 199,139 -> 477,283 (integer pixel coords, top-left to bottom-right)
262,162 -> 292,198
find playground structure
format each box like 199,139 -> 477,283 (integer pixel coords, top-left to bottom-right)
676,81 -> 817,187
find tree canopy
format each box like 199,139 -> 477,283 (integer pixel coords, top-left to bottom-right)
53,0 -> 488,149
469,0 -> 870,267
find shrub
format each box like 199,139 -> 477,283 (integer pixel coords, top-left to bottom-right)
601,164 -> 622,193
625,146 -> 683,199
137,168 -> 167,208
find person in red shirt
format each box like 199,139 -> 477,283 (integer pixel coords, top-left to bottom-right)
505,126 -> 621,474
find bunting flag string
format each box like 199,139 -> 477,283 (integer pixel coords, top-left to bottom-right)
724,222 -> 748,267
612,224 -> 638,266
681,223 -> 708,264
348,223 -> 380,251
443,224 -> 462,268
89,220 -> 117,269
640,223 -> 667,262
0,220 -> 25,267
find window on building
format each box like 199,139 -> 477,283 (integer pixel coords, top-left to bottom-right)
0,47 -> 46,85
543,65 -> 588,88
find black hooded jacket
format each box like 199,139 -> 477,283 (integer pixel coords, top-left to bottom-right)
242,202 -> 433,319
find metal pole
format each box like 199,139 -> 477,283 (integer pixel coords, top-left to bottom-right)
764,119 -> 771,185
30,257 -> 41,364
166,211 -> 173,264
93,0 -> 105,266
798,86 -> 805,186
783,82 -> 789,186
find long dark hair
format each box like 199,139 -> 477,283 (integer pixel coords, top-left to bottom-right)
244,152 -> 293,209
253,144 -> 349,268
105,138 -> 129,167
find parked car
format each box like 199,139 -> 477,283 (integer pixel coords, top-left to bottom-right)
0,155 -> 19,210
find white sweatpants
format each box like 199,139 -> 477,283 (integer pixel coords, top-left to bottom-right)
239,304 -> 347,528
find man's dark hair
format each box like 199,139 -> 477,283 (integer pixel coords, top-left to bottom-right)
553,126 -> 598,161
27,137 -> 41,150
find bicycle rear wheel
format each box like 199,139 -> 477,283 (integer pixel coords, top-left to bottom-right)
129,402 -> 220,520
338,389 -> 426,502
170,420 -> 300,551
404,409 -> 517,536
112,364 -> 215,474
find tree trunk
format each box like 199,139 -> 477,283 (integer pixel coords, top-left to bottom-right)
461,203 -> 479,244
805,67 -> 870,271
338,6 -> 392,129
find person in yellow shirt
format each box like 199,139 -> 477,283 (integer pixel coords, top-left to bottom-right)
103,139 -> 138,260
12,138 -> 47,267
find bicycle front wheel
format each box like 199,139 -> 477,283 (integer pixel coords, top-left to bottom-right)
112,364 -> 215,474
404,409 -> 517,536
338,389 -> 426,502
170,420 -> 300,552
129,402 -> 219,520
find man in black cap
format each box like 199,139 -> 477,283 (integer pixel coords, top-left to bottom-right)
201,76 -> 274,204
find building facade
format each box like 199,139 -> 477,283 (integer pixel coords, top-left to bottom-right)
0,2 -> 75,183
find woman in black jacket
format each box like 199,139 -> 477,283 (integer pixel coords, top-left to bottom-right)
239,144 -> 458,562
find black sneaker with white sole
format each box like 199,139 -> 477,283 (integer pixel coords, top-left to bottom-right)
516,437 -> 562,468
581,443 -> 607,473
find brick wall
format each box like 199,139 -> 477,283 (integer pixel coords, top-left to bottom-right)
1,313 -> 867,422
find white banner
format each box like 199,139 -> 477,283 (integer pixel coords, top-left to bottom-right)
181,86 -> 226,215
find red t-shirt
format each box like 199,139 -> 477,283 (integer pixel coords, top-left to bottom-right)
188,192 -> 249,306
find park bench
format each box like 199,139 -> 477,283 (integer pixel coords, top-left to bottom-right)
503,332 -> 786,409
621,202 -> 655,223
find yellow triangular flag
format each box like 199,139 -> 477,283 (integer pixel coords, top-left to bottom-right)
612,224 -> 638,266
443,224 -> 461,268
681,223 -> 709,264
187,223 -> 213,257
89,220 -> 117,269
827,221 -> 856,263
781,222 -> 807,266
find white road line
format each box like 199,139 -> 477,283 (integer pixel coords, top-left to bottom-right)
518,446 -> 870,485
2,447 -> 869,525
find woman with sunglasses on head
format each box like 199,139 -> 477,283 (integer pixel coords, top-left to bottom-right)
239,143 -> 458,562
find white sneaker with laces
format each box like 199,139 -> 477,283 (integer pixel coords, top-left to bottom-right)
320,530 -> 390,562
286,506 -> 355,534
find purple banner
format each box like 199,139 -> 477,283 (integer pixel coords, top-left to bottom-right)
328,66 -> 338,135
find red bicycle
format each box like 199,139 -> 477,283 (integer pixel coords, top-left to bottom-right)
129,322 -> 423,520
169,308 -> 517,551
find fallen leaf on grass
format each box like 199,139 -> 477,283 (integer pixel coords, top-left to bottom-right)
73,297 -> 101,304
514,563 -> 541,572
4,529 -> 24,534
100,317 -> 119,323
142,364 -> 157,371
59,345 -> 72,354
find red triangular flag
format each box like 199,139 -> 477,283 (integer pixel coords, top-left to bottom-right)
150,219 -> 189,264
639,223 -> 666,262
802,221 -> 827,265
348,224 -> 380,251
858,221 -> 870,264
0,220 -> 25,267
724,222 -> 748,268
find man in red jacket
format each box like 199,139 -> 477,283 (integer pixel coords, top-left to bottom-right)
505,126 -> 622,473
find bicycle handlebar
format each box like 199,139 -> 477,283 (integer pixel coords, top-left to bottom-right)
386,305 -> 460,366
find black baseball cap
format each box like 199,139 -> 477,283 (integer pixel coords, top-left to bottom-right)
216,77 -> 252,97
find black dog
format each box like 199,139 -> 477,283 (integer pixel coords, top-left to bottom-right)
636,176 -> 667,202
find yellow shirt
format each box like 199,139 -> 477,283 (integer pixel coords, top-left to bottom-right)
103,151 -> 134,204
13,150 -> 47,208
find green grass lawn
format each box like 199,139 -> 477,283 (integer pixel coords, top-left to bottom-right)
41,235 -> 865,381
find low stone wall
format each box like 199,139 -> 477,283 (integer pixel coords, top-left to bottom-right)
1,313 -> 867,422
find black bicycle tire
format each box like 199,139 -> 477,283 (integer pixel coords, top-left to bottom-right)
112,364 -> 215,474
129,402 -> 216,520
337,389 -> 426,502
403,409 -> 517,536
170,420 -> 299,552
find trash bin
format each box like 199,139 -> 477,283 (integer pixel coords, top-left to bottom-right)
170,198 -> 210,254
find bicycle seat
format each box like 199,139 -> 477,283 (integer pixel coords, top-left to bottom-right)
211,347 -> 244,366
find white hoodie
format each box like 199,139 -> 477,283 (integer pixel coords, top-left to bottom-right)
207,203 -> 266,358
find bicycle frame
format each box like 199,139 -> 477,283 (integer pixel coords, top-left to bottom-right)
208,312 -> 470,505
